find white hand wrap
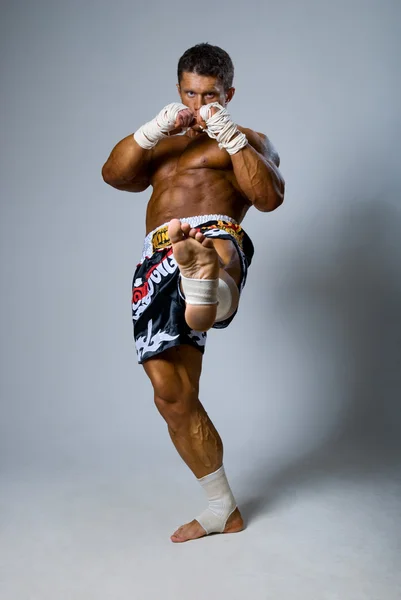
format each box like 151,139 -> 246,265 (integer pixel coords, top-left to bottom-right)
133,102 -> 188,149
199,103 -> 248,155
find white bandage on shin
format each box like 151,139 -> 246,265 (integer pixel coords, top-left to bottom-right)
199,103 -> 248,155
195,465 -> 237,534
133,102 -> 188,149
180,275 -> 219,306
181,270 -> 239,323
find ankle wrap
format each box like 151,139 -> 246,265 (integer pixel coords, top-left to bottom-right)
195,465 -> 237,534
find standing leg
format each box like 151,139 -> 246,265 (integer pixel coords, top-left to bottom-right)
143,344 -> 244,542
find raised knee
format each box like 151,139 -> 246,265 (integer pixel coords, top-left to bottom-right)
215,269 -> 240,322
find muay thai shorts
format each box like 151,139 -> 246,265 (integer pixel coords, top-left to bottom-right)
131,214 -> 254,363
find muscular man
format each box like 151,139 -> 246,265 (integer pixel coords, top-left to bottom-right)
102,43 -> 285,543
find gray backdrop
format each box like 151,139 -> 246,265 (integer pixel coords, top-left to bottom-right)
1,1 -> 401,598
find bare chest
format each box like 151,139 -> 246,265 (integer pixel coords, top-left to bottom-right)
150,134 -> 232,183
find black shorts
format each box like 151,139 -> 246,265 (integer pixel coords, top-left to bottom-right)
131,215 -> 254,364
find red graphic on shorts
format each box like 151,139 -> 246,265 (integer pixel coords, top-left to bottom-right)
145,248 -> 174,279
132,282 -> 149,304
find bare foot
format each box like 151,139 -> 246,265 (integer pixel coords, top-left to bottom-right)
170,507 -> 244,543
168,219 -> 220,331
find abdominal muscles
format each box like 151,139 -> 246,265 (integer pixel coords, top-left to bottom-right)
146,168 -> 249,233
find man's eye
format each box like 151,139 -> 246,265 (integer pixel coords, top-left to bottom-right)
187,92 -> 195,97
206,93 -> 215,98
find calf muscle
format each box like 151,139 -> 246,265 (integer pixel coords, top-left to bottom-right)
144,346 -> 223,479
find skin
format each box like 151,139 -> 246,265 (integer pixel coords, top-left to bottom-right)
102,71 -> 285,542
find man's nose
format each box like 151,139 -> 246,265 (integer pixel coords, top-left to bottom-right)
194,95 -> 206,111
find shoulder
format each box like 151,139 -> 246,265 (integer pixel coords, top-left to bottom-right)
238,127 -> 280,167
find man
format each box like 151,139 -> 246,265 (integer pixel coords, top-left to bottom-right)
102,43 -> 285,543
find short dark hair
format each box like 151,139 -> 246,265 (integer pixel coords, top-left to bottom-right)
177,43 -> 234,90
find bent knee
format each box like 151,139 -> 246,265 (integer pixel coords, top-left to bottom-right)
151,371 -> 197,422
154,390 -> 197,429
151,373 -> 195,404
143,346 -> 201,412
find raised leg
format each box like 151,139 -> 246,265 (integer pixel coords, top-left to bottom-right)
167,219 -> 241,331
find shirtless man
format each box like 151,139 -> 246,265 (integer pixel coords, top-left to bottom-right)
102,43 -> 285,543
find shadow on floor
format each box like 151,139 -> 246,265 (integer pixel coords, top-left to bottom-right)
240,199 -> 401,523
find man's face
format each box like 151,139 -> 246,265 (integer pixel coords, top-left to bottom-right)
177,71 -> 234,131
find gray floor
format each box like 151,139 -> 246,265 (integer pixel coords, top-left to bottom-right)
1,446 -> 401,600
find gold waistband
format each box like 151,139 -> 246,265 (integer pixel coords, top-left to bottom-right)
151,225 -> 172,252
151,221 -> 245,253
141,215 -> 243,261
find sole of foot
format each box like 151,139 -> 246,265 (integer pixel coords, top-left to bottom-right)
168,219 -> 220,331
170,507 -> 245,543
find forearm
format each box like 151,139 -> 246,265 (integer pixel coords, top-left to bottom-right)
231,144 -> 285,211
102,134 -> 150,187
102,103 -> 191,191
200,104 -> 285,211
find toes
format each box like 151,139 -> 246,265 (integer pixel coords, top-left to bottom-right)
168,219 -> 185,243
201,236 -> 215,249
188,227 -> 200,239
187,229 -> 211,246
170,521 -> 209,543
181,222 -> 191,236
171,529 -> 185,543
168,221 -> 215,252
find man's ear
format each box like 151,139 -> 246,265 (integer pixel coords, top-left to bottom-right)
176,83 -> 181,96
225,87 -> 235,103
